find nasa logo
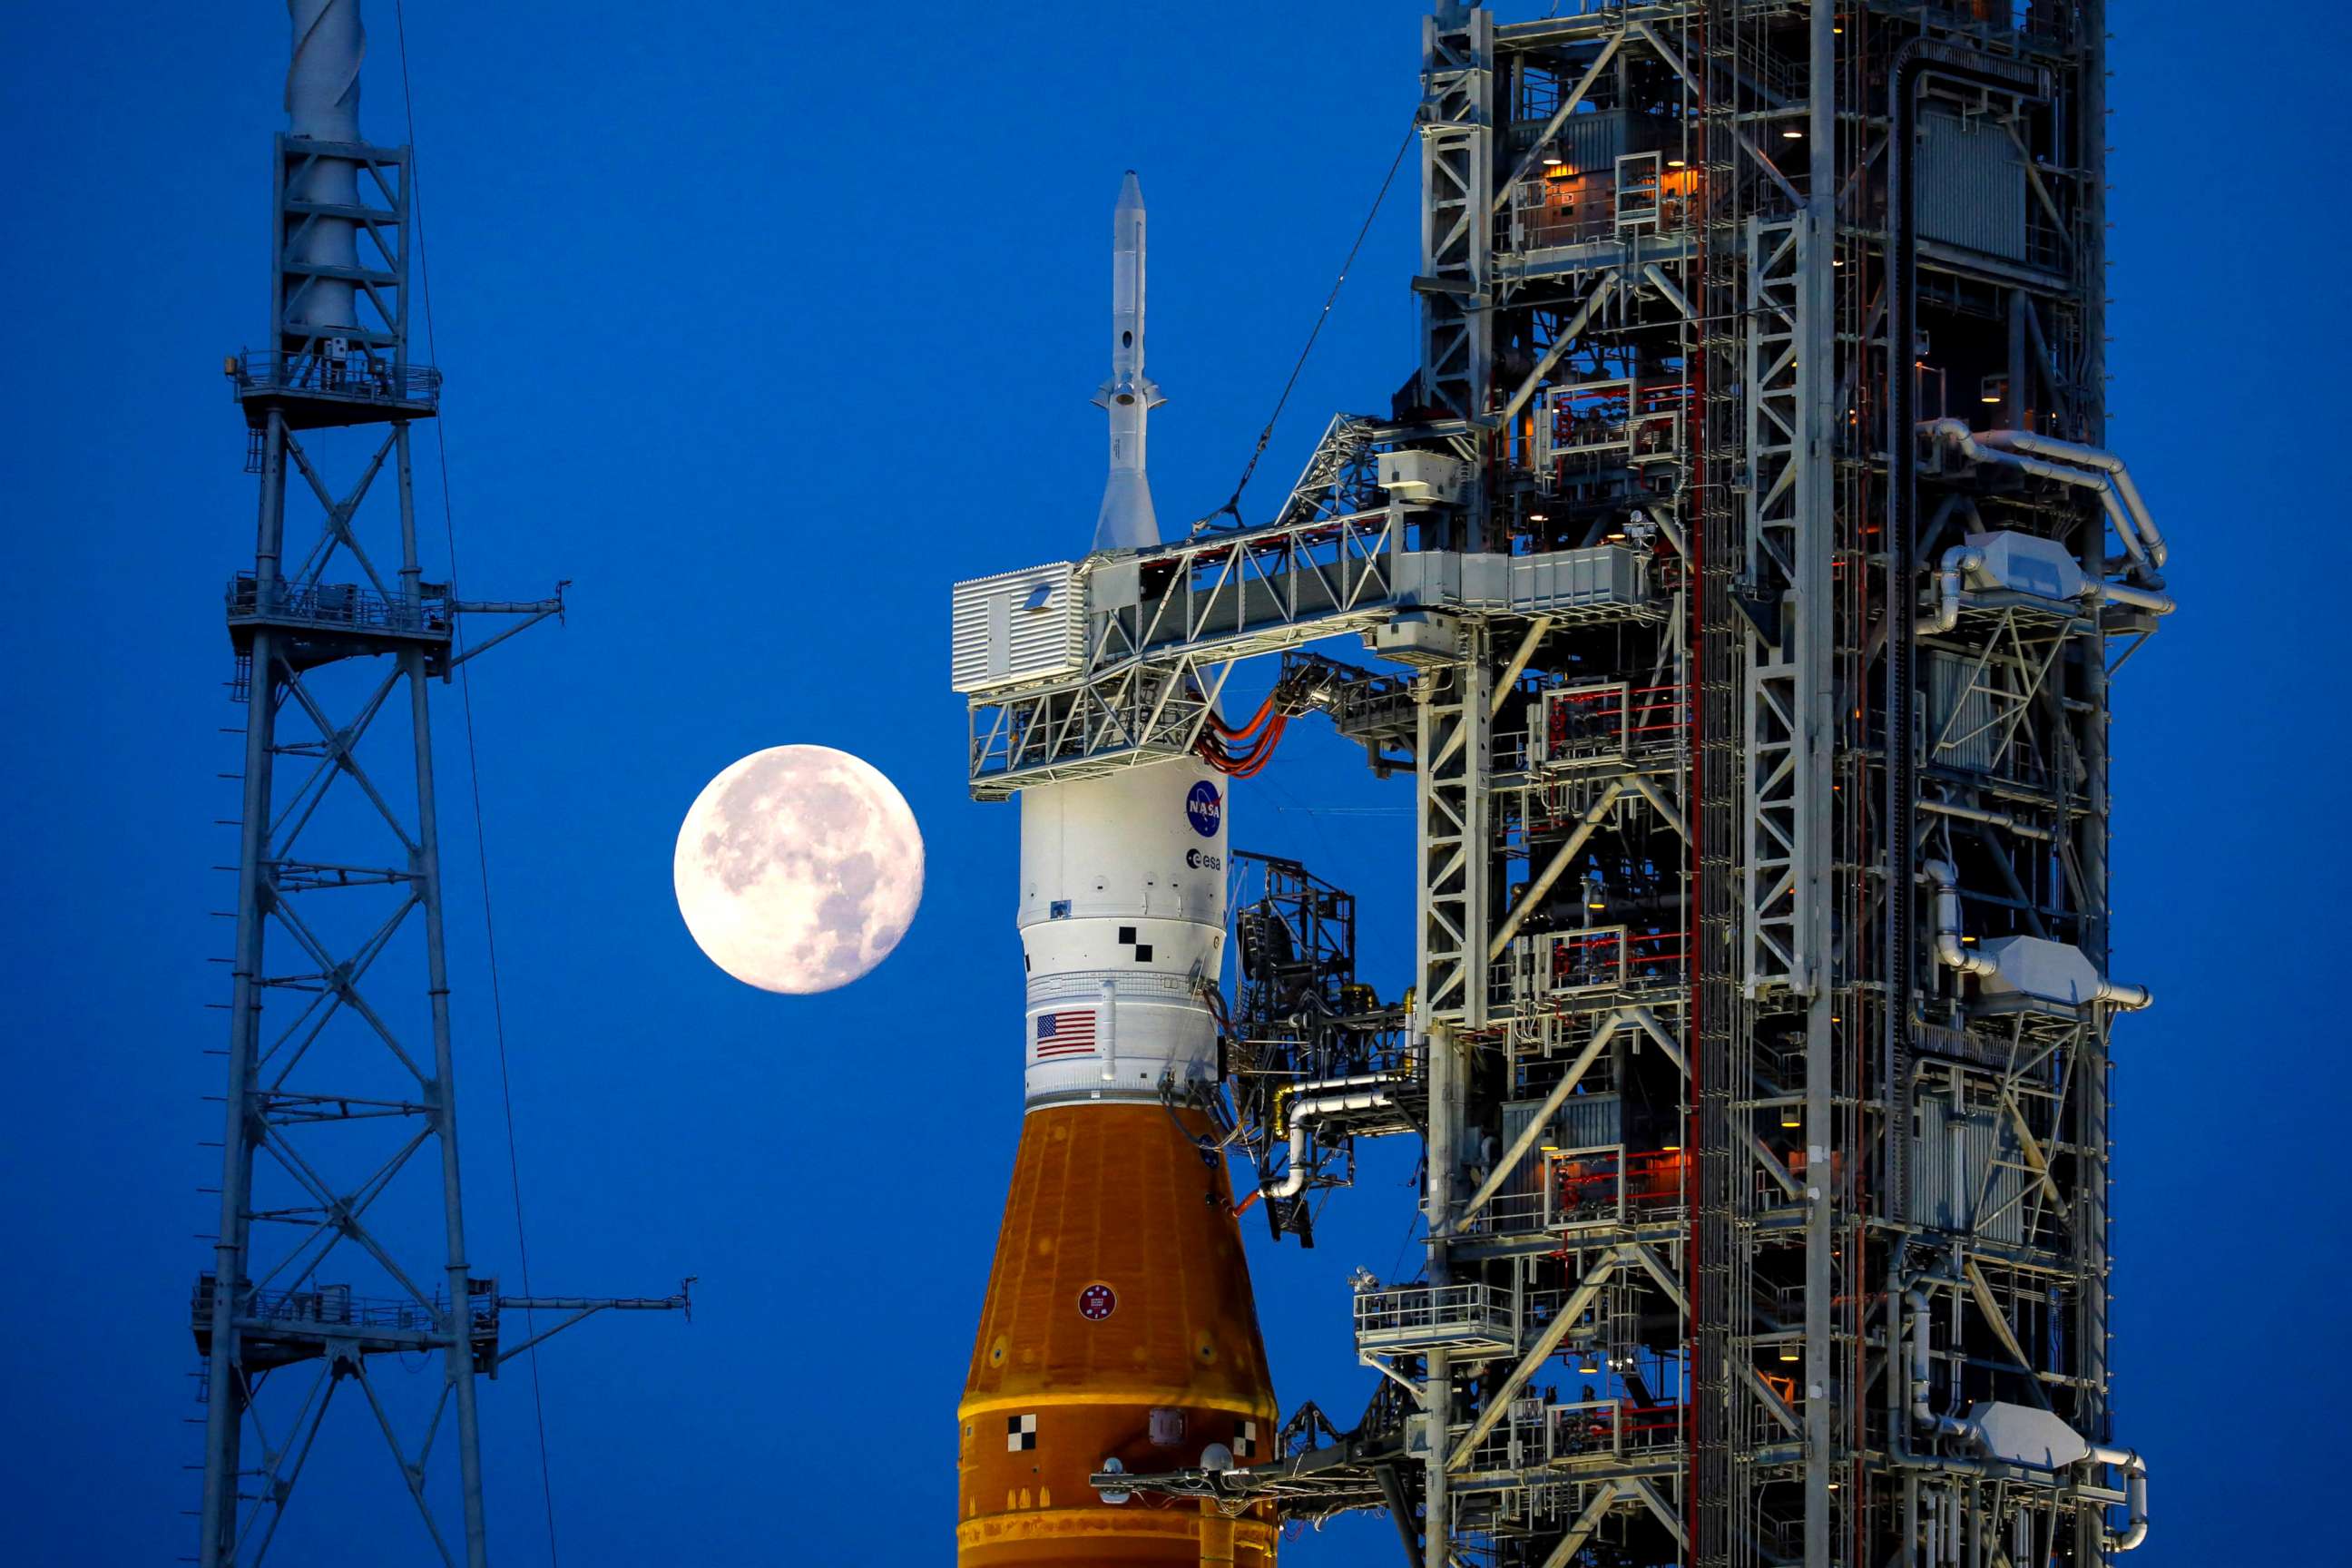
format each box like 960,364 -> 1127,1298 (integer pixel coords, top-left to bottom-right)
1185,780 -> 1222,838
1077,1282 -> 1117,1321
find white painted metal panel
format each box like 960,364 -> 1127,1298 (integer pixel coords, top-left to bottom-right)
949,561 -> 1084,693
1017,760 -> 1229,1107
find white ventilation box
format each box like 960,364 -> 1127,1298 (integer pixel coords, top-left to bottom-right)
1961,1402 -> 2091,1471
1377,449 -> 1466,504
1368,609 -> 1463,667
1976,936 -> 2111,1008
1965,530 -> 2088,603
950,562 -> 1086,694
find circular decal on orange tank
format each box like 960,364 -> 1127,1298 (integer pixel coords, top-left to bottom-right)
1077,1283 -> 1117,1321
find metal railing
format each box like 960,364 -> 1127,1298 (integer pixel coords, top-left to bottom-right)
1541,1146 -> 1690,1230
193,1276 -> 488,1337
1455,1189 -> 1549,1238
1534,378 -> 1691,472
1507,165 -> 1698,253
1547,1399 -> 1684,1461
1465,1397 -> 1687,1472
1354,1282 -> 1517,1354
1525,680 -> 1689,769
1515,925 -> 1690,1000
227,573 -> 452,639
231,348 -> 442,408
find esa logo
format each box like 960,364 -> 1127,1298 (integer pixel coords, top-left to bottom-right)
1185,848 -> 1224,871
1185,779 -> 1223,838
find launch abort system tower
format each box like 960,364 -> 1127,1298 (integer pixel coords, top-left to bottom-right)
193,6 -> 681,1564
954,4 -> 2161,1566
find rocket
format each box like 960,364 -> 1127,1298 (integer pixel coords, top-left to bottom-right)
1092,172 -> 1165,553
957,176 -> 1279,1566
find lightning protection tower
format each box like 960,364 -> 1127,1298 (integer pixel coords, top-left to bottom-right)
193,5 -> 683,1564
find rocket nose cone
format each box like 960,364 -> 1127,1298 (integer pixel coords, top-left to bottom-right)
1116,170 -> 1143,211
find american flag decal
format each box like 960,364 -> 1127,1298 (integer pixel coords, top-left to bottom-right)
1034,1010 -> 1098,1060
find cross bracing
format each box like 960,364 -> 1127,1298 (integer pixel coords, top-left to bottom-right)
972,5 -> 2166,1567
192,103 -> 684,1568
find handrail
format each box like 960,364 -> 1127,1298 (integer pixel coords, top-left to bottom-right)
226,572 -> 454,638
1354,1281 -> 1513,1338
194,1276 -> 487,1335
230,348 -> 442,407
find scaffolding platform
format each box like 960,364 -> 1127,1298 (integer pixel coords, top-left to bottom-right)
191,1276 -> 498,1373
224,572 -> 455,671
1354,1282 -> 1519,1358
229,350 -> 440,431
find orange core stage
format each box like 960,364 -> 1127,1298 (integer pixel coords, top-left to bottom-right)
957,1104 -> 1279,1565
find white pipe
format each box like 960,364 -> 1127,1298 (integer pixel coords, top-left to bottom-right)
1975,430 -> 2169,570
1262,1089 -> 1394,1200
2101,581 -> 2175,615
1099,978 -> 1118,1083
1924,861 -> 1998,979
1925,861 -> 2150,1008
1903,1289 -> 1969,1438
1919,421 -> 2156,578
1290,1071 -> 1404,1092
1920,796 -> 2053,843
2088,1445 -> 2149,1553
1916,545 -> 1985,635
2092,975 -> 2151,1010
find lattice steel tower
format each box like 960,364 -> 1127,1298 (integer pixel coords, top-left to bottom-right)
954,3 -> 2164,1565
193,5 -> 681,1564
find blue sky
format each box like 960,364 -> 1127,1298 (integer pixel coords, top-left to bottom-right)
0,3 -> 2343,1563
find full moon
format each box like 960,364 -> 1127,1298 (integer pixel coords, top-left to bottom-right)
672,745 -> 924,994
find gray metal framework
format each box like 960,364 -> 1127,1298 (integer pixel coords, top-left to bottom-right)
192,89 -> 682,1568
956,4 -> 2160,1566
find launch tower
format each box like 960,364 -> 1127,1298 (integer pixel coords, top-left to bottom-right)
954,4 -> 2161,1566
193,6 -> 682,1564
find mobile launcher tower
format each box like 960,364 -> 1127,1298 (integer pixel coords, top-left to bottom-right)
951,3 -> 2165,1567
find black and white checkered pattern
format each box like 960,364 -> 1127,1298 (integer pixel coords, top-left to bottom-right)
1117,926 -> 1155,964
1006,1413 -> 1037,1452
1236,1419 -> 1259,1459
